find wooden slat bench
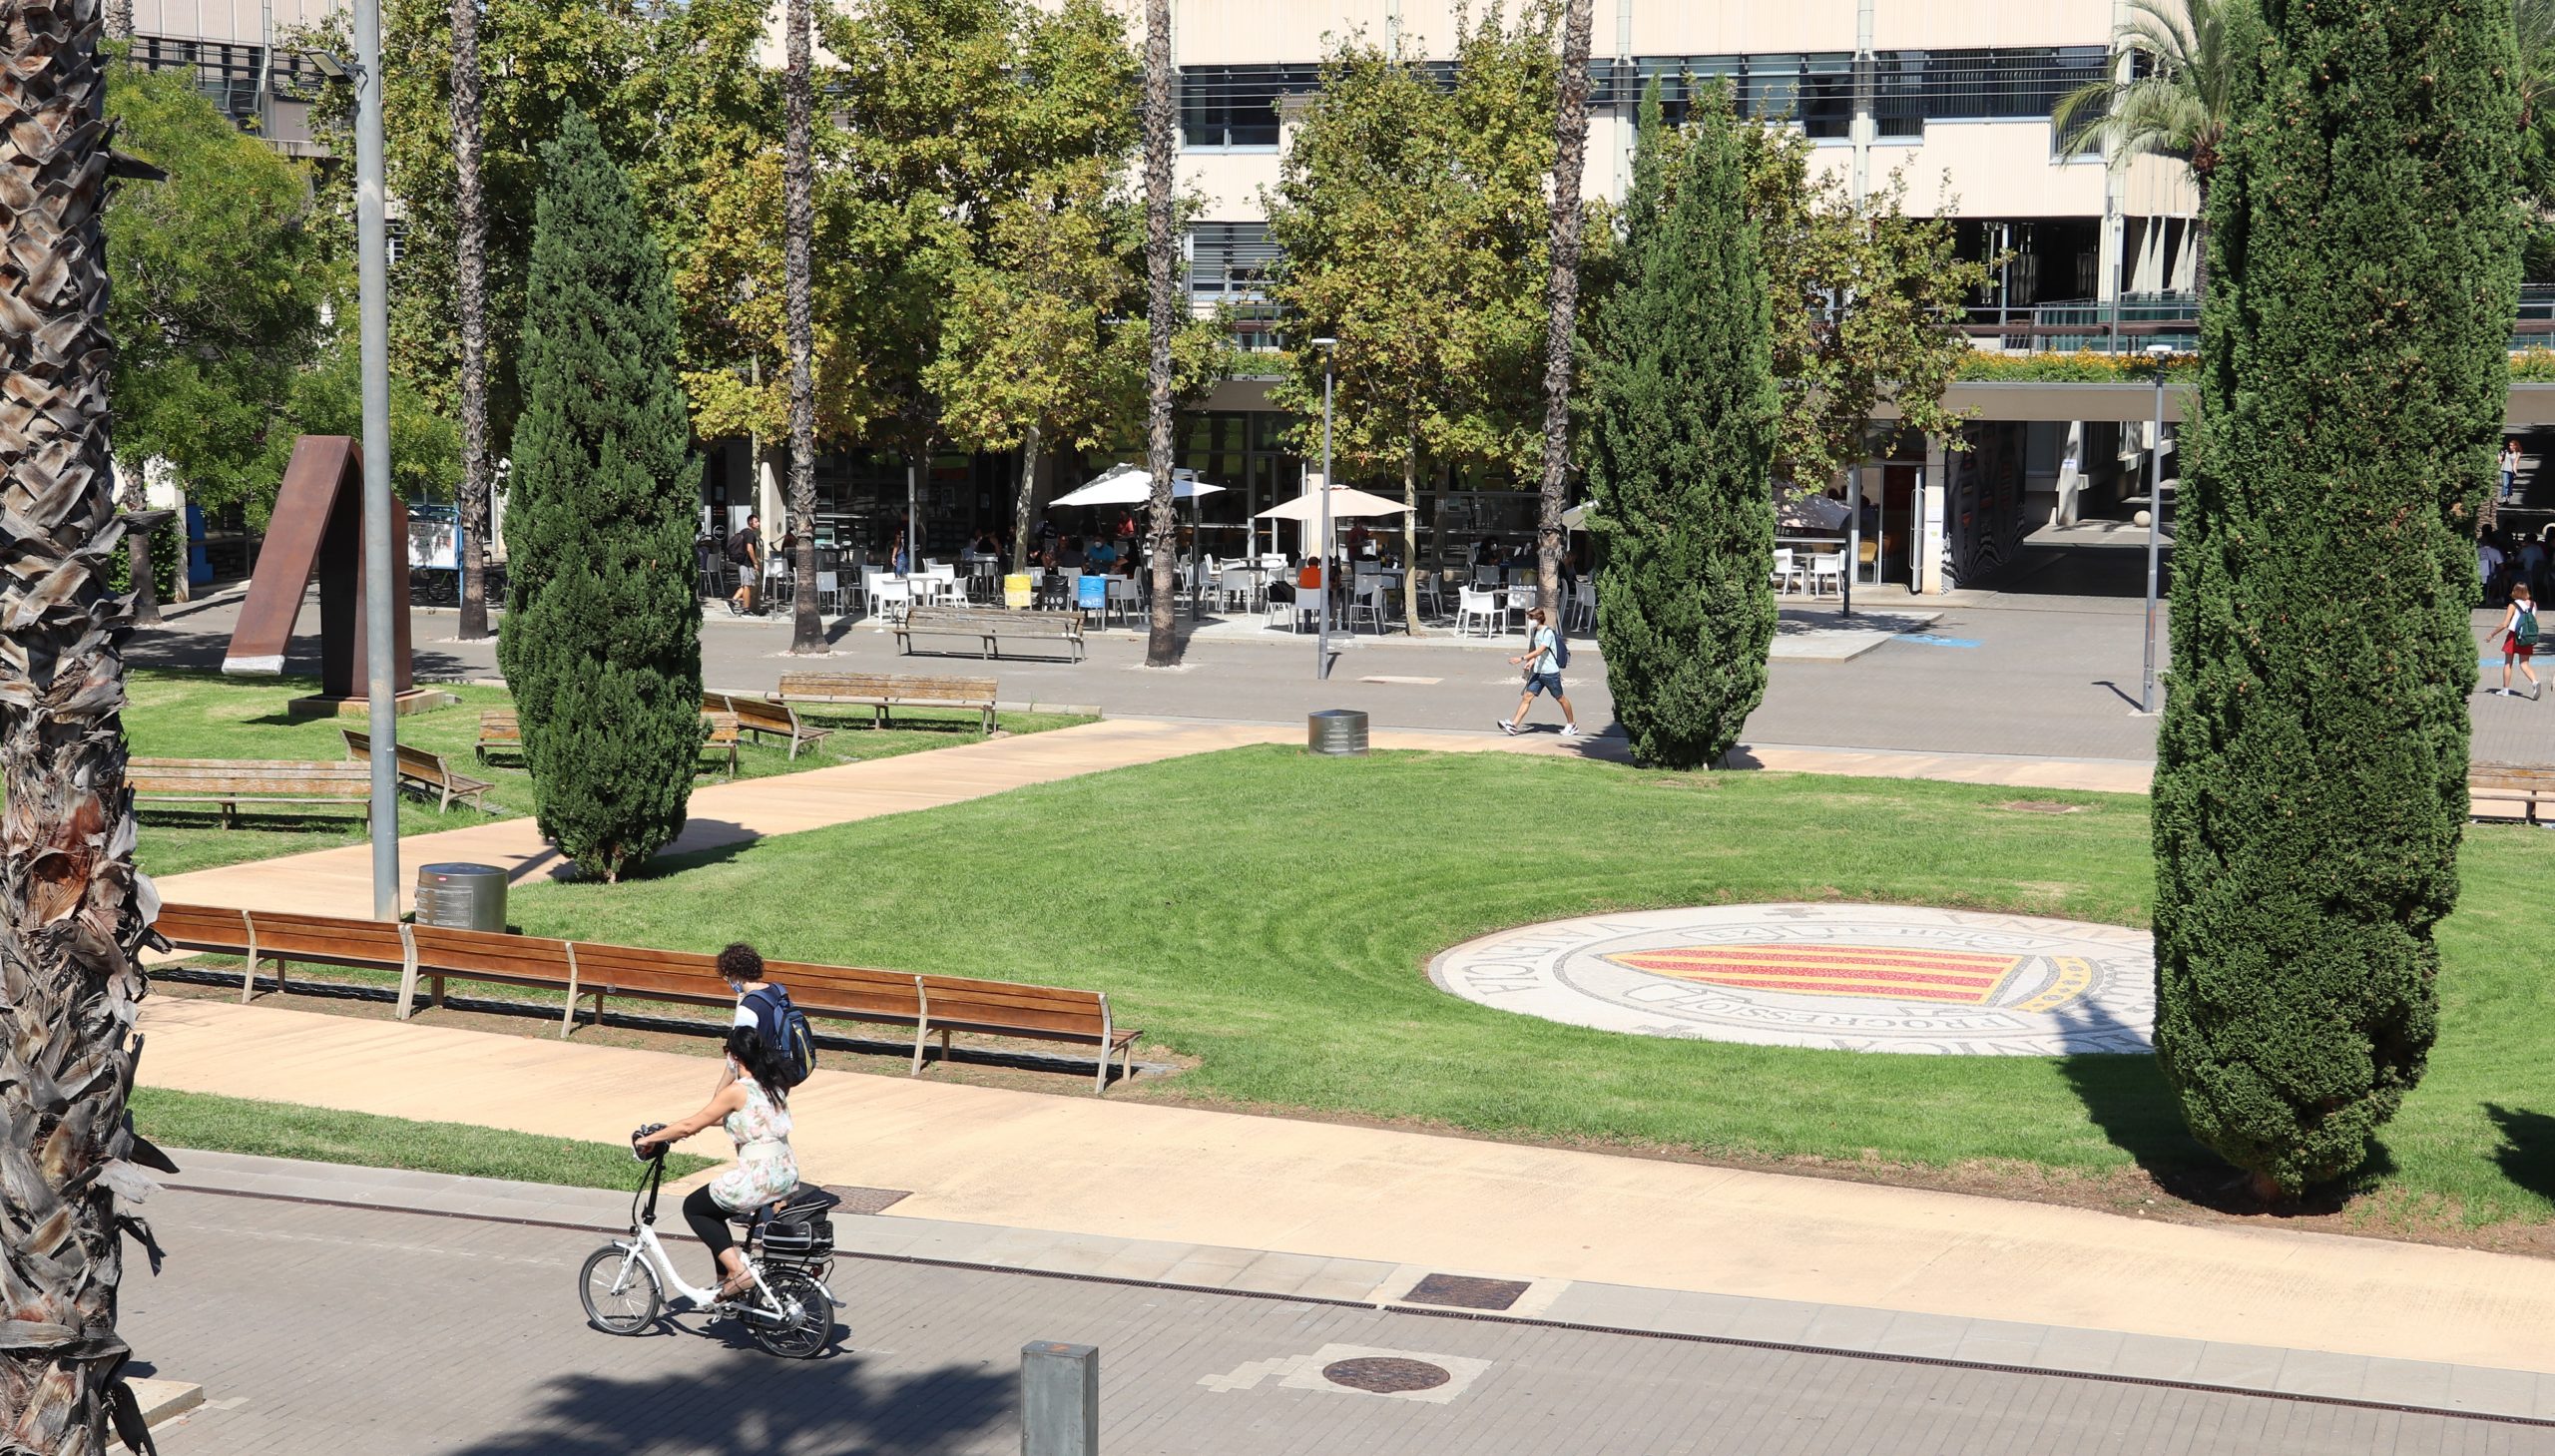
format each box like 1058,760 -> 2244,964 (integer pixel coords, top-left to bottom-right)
479,708 -> 740,777
706,691 -> 833,759
896,605 -> 1084,663
915,973 -> 1136,1094
2470,762 -> 2555,824
150,902 -> 1139,1090
341,729 -> 495,812
129,758 -> 371,829
475,710 -> 520,764
772,673 -> 1000,733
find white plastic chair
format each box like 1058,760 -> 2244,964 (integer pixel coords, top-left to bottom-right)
1808,553 -> 1843,597
1347,576 -> 1392,634
1456,585 -> 1500,637
1771,548 -> 1798,596
814,569 -> 844,615
1105,576 -> 1139,627
871,575 -> 911,623
1505,584 -> 1538,634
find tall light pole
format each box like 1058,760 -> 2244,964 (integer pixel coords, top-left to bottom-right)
2140,342 -> 2172,716
353,0 -> 398,919
1313,337 -> 1336,681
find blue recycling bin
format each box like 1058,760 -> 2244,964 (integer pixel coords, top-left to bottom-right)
1076,575 -> 1107,611
185,503 -> 212,586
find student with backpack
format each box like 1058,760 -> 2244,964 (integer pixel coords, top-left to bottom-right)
2492,583 -> 2543,701
718,942 -> 816,1090
1498,607 -> 1580,737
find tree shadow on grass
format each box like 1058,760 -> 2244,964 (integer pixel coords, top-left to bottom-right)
2049,1001 -> 2405,1217
2484,1104 -> 2555,1205
440,1345 -> 1011,1456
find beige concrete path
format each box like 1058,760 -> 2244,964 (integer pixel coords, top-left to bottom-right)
140,996 -> 2553,1377
152,718 -> 2152,921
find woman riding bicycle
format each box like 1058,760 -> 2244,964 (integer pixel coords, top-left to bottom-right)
634,1026 -> 798,1301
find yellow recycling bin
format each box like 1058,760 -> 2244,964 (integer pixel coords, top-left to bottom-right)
1003,573 -> 1033,609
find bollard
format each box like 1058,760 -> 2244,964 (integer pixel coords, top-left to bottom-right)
1021,1341 -> 1099,1456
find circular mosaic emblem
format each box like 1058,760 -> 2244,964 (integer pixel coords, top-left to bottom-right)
1427,903 -> 2154,1056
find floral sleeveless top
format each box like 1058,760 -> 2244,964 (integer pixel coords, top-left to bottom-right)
706,1070 -> 797,1213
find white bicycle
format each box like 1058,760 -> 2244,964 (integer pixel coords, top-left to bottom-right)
577,1124 -> 842,1359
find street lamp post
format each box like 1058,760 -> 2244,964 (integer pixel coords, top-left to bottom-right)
2139,342 -> 2173,716
352,0 -> 398,919
1313,338 -> 1336,682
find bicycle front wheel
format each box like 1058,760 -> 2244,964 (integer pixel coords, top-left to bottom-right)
579,1244 -> 662,1334
747,1267 -> 832,1359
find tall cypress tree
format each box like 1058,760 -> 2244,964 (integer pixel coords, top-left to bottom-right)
2153,0 -> 2520,1197
496,108 -> 703,882
1586,89 -> 1777,769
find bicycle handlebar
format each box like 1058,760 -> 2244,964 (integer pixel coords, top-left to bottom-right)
630,1123 -> 669,1162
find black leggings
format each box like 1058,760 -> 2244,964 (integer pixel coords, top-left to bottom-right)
683,1186 -> 738,1273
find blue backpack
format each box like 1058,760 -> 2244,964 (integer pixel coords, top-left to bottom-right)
744,985 -> 816,1088
1551,628 -> 1570,671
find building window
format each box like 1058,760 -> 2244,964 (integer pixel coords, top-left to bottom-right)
1900,47 -> 2111,122
1607,46 -> 2111,141
1181,65 -> 1317,150
1188,223 -> 1284,352
130,36 -> 264,123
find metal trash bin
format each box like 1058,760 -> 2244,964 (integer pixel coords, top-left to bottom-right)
415,862 -> 507,933
1306,709 -> 1369,756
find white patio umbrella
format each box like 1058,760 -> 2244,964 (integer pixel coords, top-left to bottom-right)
1254,485 -> 1415,523
1560,503 -> 1589,530
1047,463 -> 1226,507
1776,489 -> 1851,531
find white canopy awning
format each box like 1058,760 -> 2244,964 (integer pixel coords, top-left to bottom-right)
1049,464 -> 1227,508
1255,486 -> 1417,523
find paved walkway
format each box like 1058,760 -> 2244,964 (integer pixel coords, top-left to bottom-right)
139,1175 -> 2548,1455
151,718 -> 2152,920
137,999 -> 2555,1399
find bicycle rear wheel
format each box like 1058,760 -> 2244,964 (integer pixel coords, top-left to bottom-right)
579,1244 -> 662,1334
747,1267 -> 831,1359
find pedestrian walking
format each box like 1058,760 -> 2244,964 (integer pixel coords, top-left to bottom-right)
728,512 -> 763,616
2492,583 -> 2542,700
2501,439 -> 2522,502
1498,607 -> 1579,737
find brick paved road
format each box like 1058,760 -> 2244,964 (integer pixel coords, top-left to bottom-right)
129,1190 -> 2555,1455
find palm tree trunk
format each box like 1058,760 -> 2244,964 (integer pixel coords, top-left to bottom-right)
1401,446 -> 1420,629
105,0 -> 132,40
1534,0 -> 1596,622
2189,180 -> 2212,324
1141,0 -> 1181,667
0,7 -> 160,1450
1011,421 -> 1042,574
781,0 -> 824,655
453,0 -> 493,641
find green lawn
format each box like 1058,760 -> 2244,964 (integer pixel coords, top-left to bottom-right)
133,1086 -> 715,1190
124,669 -> 1087,877
490,745 -> 2555,1229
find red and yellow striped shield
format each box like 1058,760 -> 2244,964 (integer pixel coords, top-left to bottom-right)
1602,943 -> 2029,1005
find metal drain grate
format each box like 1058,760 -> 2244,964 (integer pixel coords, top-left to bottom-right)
823,1185 -> 911,1214
1401,1273 -> 1530,1310
1323,1357 -> 1452,1393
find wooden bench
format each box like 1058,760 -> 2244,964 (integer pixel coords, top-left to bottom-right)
478,708 -> 739,777
154,902 -> 409,1004
475,710 -> 520,764
706,691 -> 833,759
2470,762 -> 2555,823
341,729 -> 495,813
150,901 -> 1140,1090
128,758 -> 371,829
896,604 -> 1084,663
772,673 -> 1000,734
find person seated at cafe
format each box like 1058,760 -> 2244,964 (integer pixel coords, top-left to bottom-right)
1057,535 -> 1088,570
971,530 -> 1002,556
1471,536 -> 1501,568
1085,536 -> 1119,570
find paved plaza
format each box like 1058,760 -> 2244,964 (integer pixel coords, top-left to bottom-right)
128,1174 -> 2555,1455
126,575 -> 2555,766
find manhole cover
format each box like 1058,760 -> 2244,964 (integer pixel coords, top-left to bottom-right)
1402,1273 -> 1529,1310
1322,1357 -> 1452,1394
1997,800 -> 2085,814
822,1185 -> 911,1214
